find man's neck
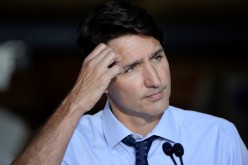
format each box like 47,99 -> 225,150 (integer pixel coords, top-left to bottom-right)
113,110 -> 162,137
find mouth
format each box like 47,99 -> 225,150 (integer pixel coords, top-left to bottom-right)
144,90 -> 164,101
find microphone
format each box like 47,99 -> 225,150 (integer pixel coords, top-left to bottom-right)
173,143 -> 184,165
162,142 -> 177,165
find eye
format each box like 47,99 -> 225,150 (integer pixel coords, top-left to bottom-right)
152,54 -> 162,62
125,66 -> 135,73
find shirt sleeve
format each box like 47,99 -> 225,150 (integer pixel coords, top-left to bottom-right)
227,123 -> 248,165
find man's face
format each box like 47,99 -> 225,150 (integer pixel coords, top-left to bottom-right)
106,34 -> 171,121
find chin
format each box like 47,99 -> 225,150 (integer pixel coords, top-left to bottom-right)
158,100 -> 169,111
149,101 -> 168,115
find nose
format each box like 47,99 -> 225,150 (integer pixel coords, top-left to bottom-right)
143,64 -> 161,88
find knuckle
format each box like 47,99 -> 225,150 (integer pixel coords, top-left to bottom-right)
99,75 -> 108,82
83,58 -> 94,68
83,55 -> 92,64
87,60 -> 95,68
107,50 -> 116,59
98,43 -> 107,48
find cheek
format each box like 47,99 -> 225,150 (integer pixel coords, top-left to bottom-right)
159,62 -> 170,79
110,77 -> 143,98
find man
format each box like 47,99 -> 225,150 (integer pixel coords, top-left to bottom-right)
13,1 -> 247,165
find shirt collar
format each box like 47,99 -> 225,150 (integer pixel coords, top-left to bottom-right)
150,106 -> 179,143
102,100 -> 178,148
102,100 -> 132,148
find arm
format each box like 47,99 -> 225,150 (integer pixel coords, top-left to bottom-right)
12,43 -> 122,165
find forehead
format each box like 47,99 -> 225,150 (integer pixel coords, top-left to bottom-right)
107,35 -> 162,60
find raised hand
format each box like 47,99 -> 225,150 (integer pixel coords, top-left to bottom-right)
63,43 -> 123,114
12,43 -> 123,165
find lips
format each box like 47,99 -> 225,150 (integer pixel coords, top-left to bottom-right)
144,90 -> 164,101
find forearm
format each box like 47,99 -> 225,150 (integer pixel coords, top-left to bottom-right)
12,98 -> 86,165
12,43 -> 122,165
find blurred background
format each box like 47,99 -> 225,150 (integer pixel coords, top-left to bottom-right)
0,0 -> 247,164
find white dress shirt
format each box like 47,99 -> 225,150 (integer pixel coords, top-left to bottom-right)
62,100 -> 248,165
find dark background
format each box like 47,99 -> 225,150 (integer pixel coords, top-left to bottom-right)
0,0 -> 247,154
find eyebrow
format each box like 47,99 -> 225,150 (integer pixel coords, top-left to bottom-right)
149,48 -> 164,59
122,48 -> 164,70
123,59 -> 143,71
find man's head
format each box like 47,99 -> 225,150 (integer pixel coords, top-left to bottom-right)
77,1 -> 170,126
106,34 -> 171,124
77,1 -> 164,58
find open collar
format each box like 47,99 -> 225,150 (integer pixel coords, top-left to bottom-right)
102,100 -> 178,149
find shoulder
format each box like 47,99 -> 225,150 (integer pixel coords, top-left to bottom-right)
167,106 -> 248,163
77,110 -> 103,132
168,106 -> 244,149
169,106 -> 236,135
70,110 -> 104,141
65,110 -> 105,150
63,110 -> 108,163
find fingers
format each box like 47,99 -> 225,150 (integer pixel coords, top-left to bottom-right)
99,48 -> 122,70
104,64 -> 123,80
84,43 -> 110,64
84,43 -> 106,62
76,43 -> 123,92
84,43 -> 122,72
67,43 -> 123,112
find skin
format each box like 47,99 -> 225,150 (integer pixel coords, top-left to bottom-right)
12,34 -> 171,164
107,35 -> 171,136
12,44 -> 123,165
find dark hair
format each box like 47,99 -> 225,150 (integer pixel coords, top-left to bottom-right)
77,1 -> 163,57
